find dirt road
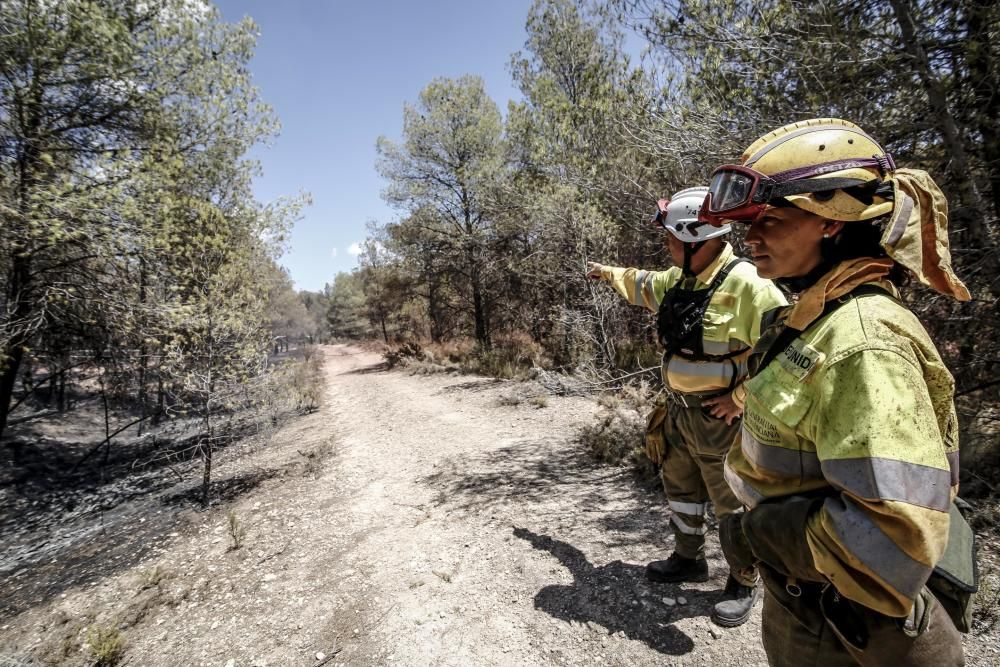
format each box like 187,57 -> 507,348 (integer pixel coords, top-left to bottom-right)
269,345 -> 768,666
3,345 -> 992,665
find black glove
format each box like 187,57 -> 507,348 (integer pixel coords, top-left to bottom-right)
742,496 -> 826,582
718,512 -> 756,575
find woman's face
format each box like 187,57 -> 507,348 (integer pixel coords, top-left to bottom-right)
744,206 -> 841,279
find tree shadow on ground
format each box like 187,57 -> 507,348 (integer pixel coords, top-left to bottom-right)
514,527 -> 715,656
342,361 -> 390,375
162,467 -> 281,506
0,455 -> 314,619
419,438 -> 667,548
438,378 -> 506,394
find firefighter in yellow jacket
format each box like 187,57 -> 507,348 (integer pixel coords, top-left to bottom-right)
586,187 -> 786,627
700,119 -> 975,665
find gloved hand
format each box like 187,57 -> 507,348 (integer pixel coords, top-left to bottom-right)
719,512 -> 756,576
645,431 -> 664,465
644,404 -> 669,465
742,496 -> 825,582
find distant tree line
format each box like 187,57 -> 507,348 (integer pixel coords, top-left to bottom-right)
326,0 -> 999,462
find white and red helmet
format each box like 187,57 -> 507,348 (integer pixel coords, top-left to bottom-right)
652,186 -> 731,242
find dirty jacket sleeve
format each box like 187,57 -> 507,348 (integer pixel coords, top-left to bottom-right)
599,266 -> 679,312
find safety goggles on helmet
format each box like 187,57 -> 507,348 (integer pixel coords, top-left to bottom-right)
653,191 -> 730,242
700,155 -> 896,227
650,199 -> 671,227
651,199 -> 711,238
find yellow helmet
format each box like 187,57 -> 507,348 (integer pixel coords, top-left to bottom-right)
740,118 -> 895,221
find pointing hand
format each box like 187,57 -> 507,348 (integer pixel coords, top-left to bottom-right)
586,262 -> 605,281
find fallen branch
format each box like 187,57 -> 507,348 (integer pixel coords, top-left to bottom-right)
963,468 -> 998,493
582,366 -> 660,386
71,409 -> 165,473
955,379 -> 1000,398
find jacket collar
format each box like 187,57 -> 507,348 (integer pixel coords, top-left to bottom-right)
693,242 -> 734,285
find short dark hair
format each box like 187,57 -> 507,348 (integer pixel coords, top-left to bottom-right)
824,215 -> 910,285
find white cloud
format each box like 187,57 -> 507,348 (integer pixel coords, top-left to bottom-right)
330,247 -> 338,258
348,243 -> 362,256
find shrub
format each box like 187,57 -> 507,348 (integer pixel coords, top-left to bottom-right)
385,334 -> 548,379
85,624 -> 125,667
297,439 -> 333,477
580,381 -> 660,476
578,405 -> 645,464
290,349 -> 324,412
138,564 -> 169,590
974,565 -> 1000,635
384,340 -> 424,368
226,509 -> 246,551
613,339 -> 662,373
529,394 -> 548,409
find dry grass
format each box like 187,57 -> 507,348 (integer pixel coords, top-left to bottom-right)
578,403 -> 646,464
290,346 -> 325,413
226,509 -> 247,551
297,439 -> 334,478
497,390 -> 526,407
385,334 -> 550,380
138,564 -> 170,591
579,382 -> 658,467
974,565 -> 1000,635
85,624 -> 126,667
529,394 -> 549,409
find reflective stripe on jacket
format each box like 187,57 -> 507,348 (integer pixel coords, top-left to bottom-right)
601,243 -> 787,394
725,286 -> 960,617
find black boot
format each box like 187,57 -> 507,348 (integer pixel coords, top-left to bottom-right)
645,553 -> 709,583
711,574 -> 760,627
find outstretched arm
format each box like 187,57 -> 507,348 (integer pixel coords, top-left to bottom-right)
585,262 -> 674,312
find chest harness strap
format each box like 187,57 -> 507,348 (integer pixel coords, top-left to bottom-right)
750,284 -> 891,378
657,258 -> 750,394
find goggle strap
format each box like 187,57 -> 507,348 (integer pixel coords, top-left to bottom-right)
841,179 -> 891,205
770,176 -> 872,199
771,155 -> 895,182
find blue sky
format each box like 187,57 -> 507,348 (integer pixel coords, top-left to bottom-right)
214,1 -> 536,291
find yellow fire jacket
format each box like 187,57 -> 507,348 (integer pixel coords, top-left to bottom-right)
599,243 -> 787,395
724,281 -> 960,617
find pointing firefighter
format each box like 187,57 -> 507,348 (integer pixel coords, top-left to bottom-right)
586,187 -> 786,627
703,119 -> 975,665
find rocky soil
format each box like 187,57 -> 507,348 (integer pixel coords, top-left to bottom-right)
0,344 -> 997,666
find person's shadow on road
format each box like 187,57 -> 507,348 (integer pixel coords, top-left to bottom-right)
514,526 -> 719,656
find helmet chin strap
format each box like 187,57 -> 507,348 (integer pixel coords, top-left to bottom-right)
682,240 -> 708,275
776,258 -> 835,293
